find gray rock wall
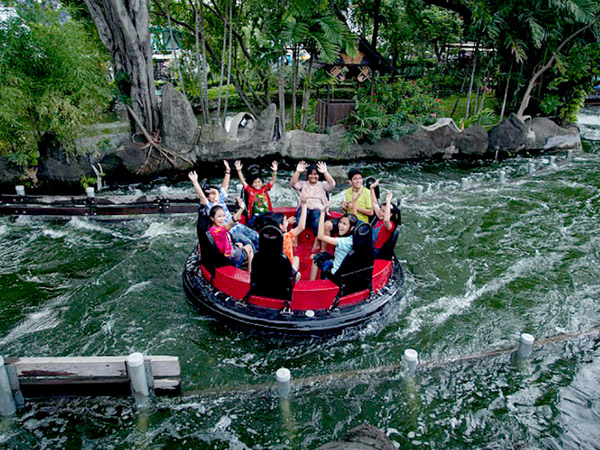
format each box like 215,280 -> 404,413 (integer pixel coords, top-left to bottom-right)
29,97 -> 583,187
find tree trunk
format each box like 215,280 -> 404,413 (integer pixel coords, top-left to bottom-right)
300,49 -> 315,130
465,39 -> 479,118
278,48 -> 286,133
192,2 -> 208,123
291,46 -> 298,129
223,0 -> 233,125
199,0 -> 210,123
499,64 -> 512,121
164,0 -> 185,97
216,0 -> 228,119
371,0 -> 382,51
517,22 -> 595,117
84,0 -> 160,133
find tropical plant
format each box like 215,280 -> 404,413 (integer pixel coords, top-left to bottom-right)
341,76 -> 443,148
0,2 -> 111,165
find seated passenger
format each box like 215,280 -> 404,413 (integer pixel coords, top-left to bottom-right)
188,163 -> 259,252
234,159 -> 278,227
290,161 -> 335,251
323,168 -> 373,250
208,201 -> 254,272
369,180 -> 400,257
310,201 -> 358,281
272,194 -> 308,277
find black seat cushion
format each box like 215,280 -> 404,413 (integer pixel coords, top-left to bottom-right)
333,222 -> 375,297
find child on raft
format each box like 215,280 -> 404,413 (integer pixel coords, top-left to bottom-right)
188,161 -> 259,252
369,179 -> 400,257
272,193 -> 308,277
234,160 -> 278,227
208,199 -> 254,272
323,168 -> 373,247
290,161 -> 335,251
310,201 -> 359,281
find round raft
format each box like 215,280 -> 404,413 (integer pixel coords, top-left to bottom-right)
182,207 -> 404,335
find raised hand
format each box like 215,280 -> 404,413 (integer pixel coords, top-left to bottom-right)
322,200 -> 332,212
223,160 -> 230,172
351,190 -> 361,204
296,161 -> 307,173
234,160 -> 243,172
385,190 -> 392,202
271,161 -> 278,172
370,178 -> 380,190
188,171 -> 198,182
300,192 -> 308,205
316,161 -> 328,173
236,196 -> 245,210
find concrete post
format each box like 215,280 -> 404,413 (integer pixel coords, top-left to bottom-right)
127,352 -> 149,397
518,333 -> 535,358
0,356 -> 17,416
15,186 -> 25,196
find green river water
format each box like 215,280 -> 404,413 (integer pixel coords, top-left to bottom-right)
1,108 -> 600,448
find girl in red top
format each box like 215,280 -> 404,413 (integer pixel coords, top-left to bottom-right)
234,160 -> 278,226
208,198 -> 254,272
369,180 -> 399,256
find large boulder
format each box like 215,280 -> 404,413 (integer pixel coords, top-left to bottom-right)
364,129 -> 435,160
455,124 -> 489,155
161,82 -> 198,154
529,117 -> 582,150
488,113 -> 531,151
37,135 -> 98,184
0,157 -> 26,186
315,424 -> 395,450
489,114 -> 582,152
279,125 -> 362,160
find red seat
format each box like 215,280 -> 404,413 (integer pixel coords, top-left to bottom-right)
212,266 -> 250,300
372,259 -> 392,292
291,280 -> 339,310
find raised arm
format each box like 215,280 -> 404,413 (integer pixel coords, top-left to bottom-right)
317,201 -> 337,246
188,171 -> 209,206
225,197 -> 246,231
270,161 -> 278,185
370,178 -> 381,217
383,190 -> 393,230
290,161 -> 307,188
234,160 -> 247,188
291,193 -> 308,236
222,160 -> 231,193
317,161 -> 335,188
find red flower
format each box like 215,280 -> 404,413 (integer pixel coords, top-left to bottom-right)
435,99 -> 442,103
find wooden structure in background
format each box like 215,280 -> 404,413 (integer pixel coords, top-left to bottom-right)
315,36 -> 396,130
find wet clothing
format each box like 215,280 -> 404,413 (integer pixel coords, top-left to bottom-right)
313,236 -> 353,278
209,225 -> 233,257
207,188 -> 258,251
209,225 -> 247,268
373,221 -> 396,249
283,231 -> 295,264
344,187 -> 372,223
245,182 -> 274,217
291,180 -> 334,210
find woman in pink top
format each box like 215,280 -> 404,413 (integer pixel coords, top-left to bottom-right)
290,161 -> 335,251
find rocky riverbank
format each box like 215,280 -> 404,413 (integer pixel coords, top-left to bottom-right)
0,82 -> 582,191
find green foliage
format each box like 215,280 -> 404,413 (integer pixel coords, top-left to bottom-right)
0,2 -> 111,165
342,77 -> 443,147
80,175 -> 97,188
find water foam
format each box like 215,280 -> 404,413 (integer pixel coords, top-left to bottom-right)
399,252 -> 563,337
0,306 -> 62,346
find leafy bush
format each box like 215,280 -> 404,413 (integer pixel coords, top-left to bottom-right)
340,76 -> 443,149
